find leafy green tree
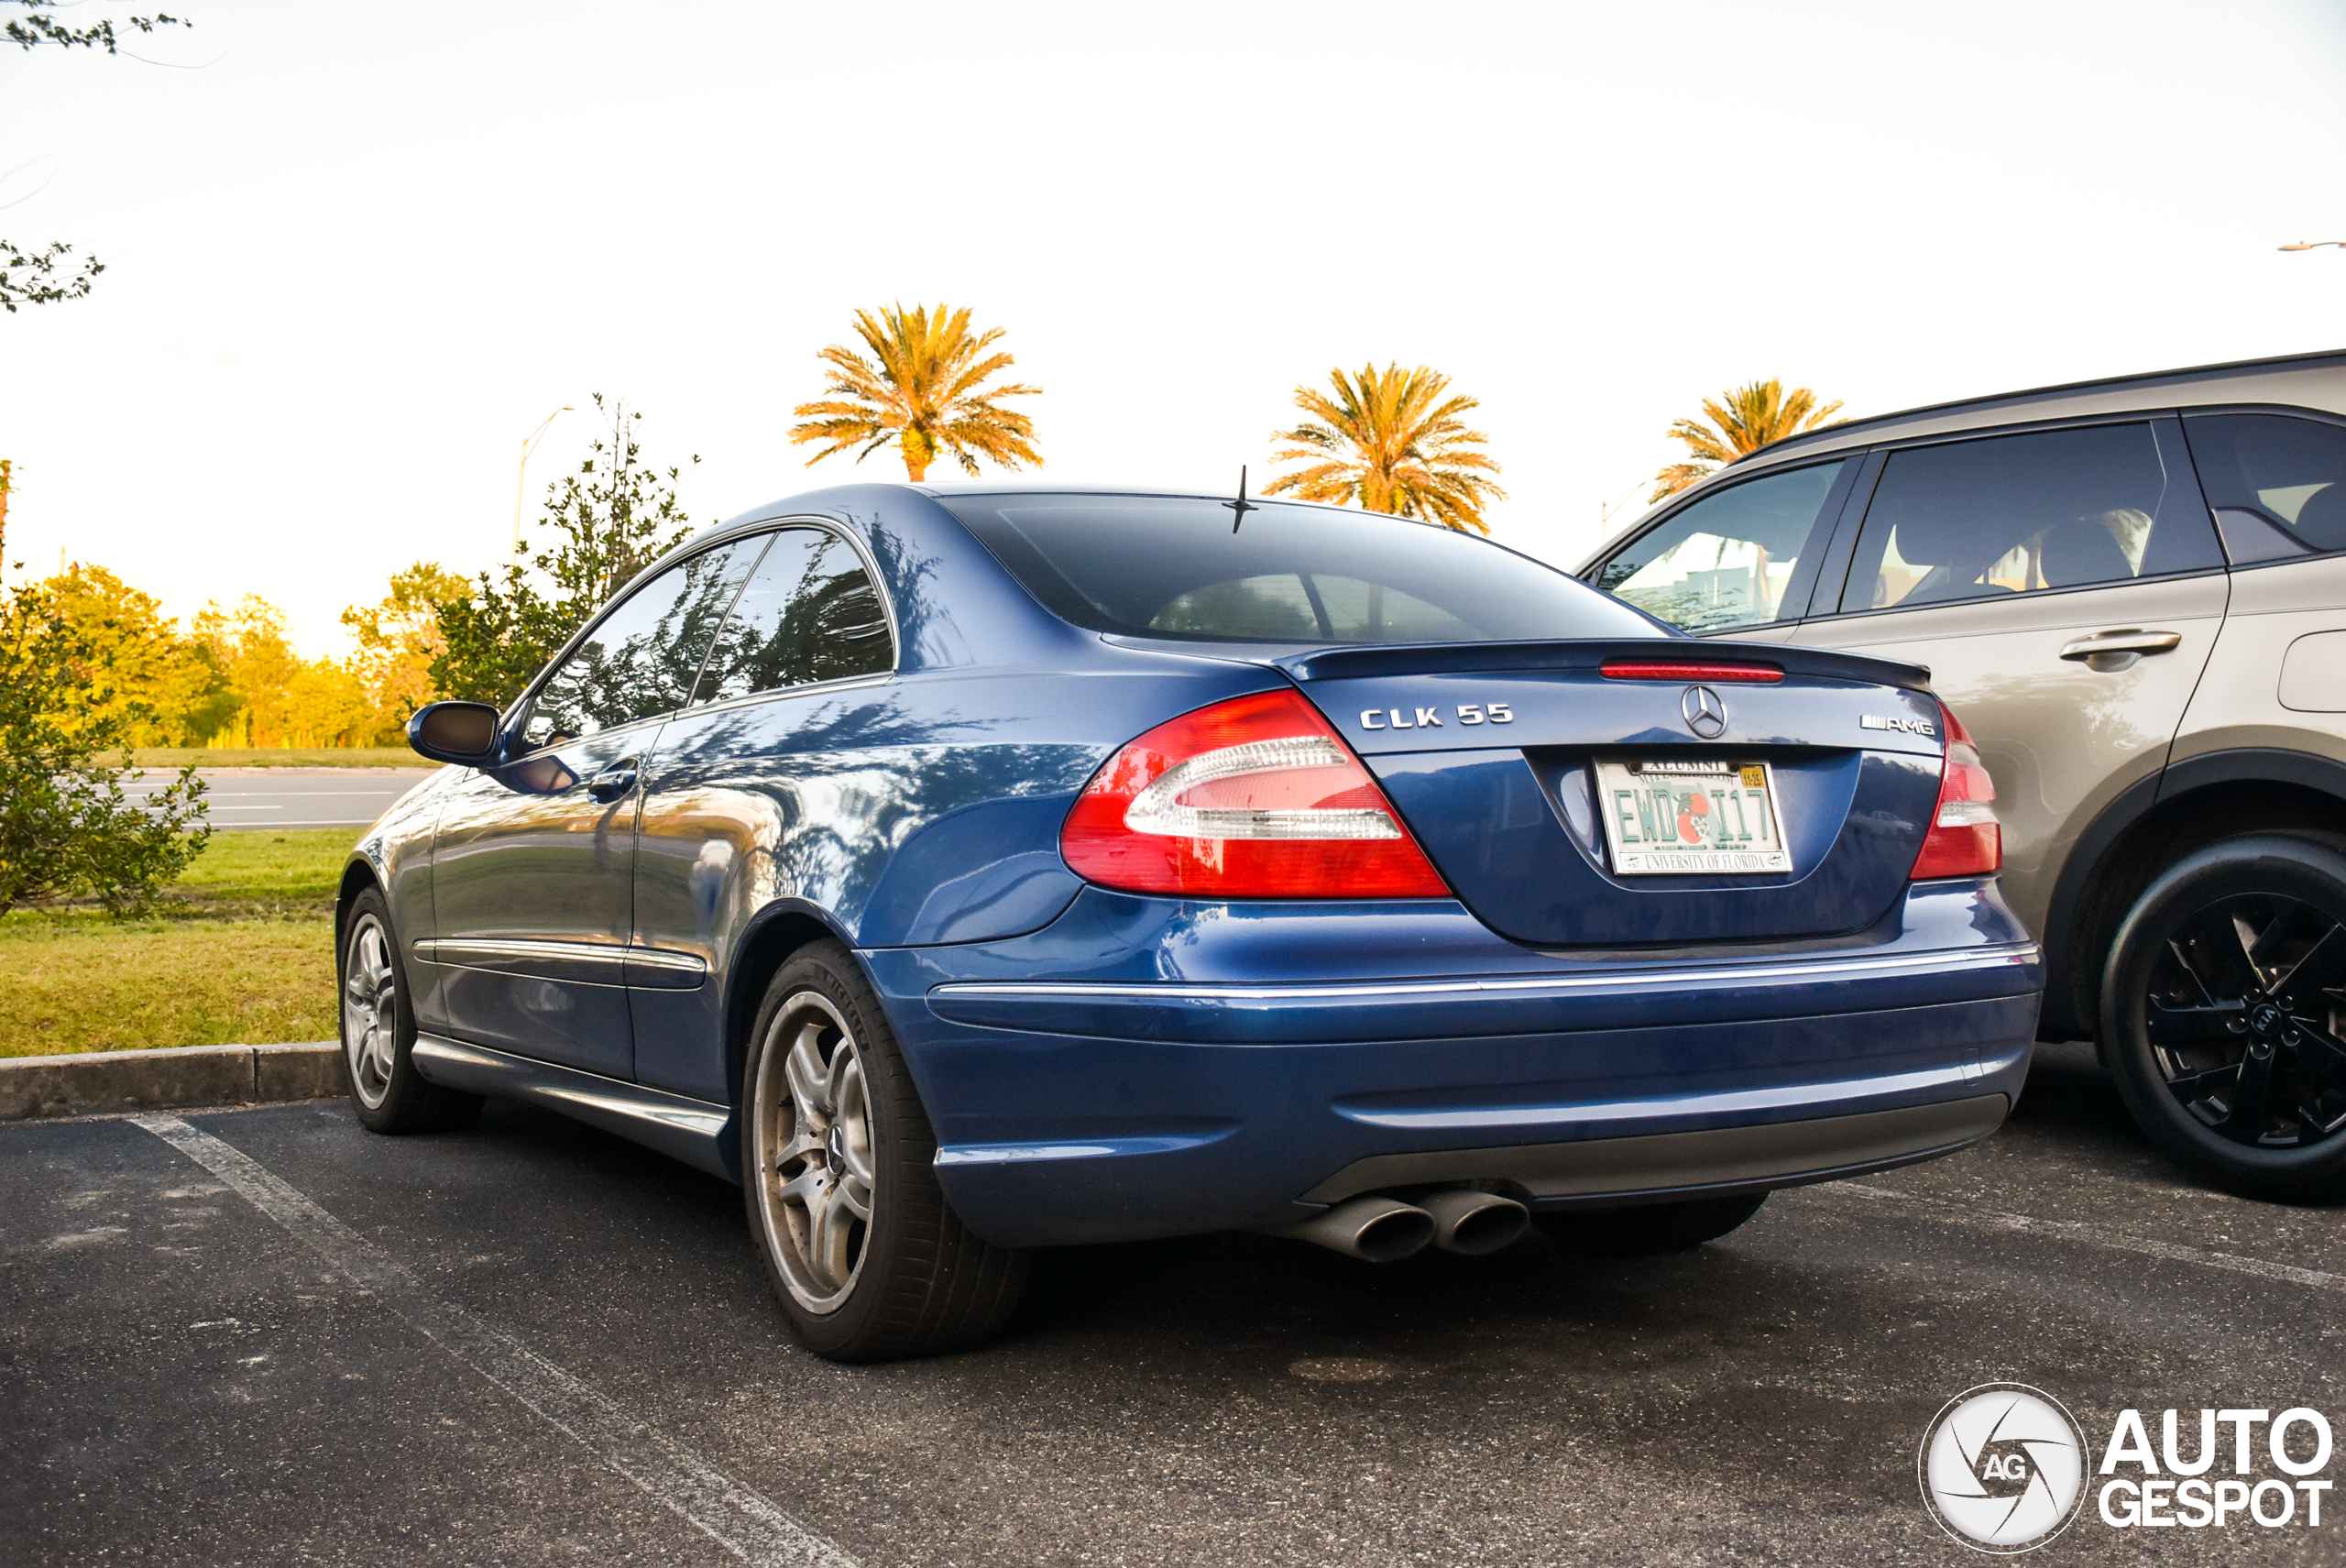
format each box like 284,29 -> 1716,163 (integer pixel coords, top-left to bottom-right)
789,303 -> 1042,482
0,580 -> 208,915
192,595 -> 385,748
0,240 -> 103,313
343,563 -> 468,740
1264,363 -> 1507,533
44,562 -> 236,743
5,3 -> 185,51
1651,378 -> 1846,501
433,397 -> 700,707
4,3 -> 191,312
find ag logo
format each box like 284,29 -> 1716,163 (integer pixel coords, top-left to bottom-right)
1918,1383 -> 2087,1553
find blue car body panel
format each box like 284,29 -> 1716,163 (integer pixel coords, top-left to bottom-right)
357,481 -> 2046,1242
869,877 -> 2034,1245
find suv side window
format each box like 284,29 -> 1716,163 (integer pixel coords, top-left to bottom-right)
1838,422 -> 2220,613
691,527 -> 893,706
1591,460 -> 1850,633
2180,411 -> 2346,562
521,539 -> 763,751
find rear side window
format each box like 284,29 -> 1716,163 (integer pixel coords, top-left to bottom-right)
1839,422 -> 2221,613
691,528 -> 893,704
523,538 -> 763,748
940,493 -> 1659,644
1592,459 -> 1849,633
2181,412 -> 2346,561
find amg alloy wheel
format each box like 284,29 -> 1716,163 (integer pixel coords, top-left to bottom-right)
751,991 -> 875,1312
2104,834 -> 2346,1201
343,913 -> 400,1113
337,886 -> 481,1135
740,941 -> 1026,1361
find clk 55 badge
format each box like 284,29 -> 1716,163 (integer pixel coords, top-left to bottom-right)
1360,703 -> 1512,729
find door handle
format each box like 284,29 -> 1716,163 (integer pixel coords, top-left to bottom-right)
586,759 -> 640,803
2057,629 -> 2182,673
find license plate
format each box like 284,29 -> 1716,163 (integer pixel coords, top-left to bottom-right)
1593,759 -> 1792,875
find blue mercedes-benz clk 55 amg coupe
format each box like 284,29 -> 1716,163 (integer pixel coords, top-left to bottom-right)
344,483 -> 2041,1360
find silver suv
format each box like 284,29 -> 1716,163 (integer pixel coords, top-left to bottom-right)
1583,348 -> 2346,1200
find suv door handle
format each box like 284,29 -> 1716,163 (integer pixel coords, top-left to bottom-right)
586,759 -> 641,803
2058,629 -> 2182,673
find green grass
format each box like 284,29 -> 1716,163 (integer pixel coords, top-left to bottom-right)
167,827 -> 353,915
131,747 -> 428,770
1,828 -> 352,1056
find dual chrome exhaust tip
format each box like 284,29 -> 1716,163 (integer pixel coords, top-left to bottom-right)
1271,1189 -> 1529,1262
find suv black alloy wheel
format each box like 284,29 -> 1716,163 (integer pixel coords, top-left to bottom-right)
2103,834 -> 2346,1200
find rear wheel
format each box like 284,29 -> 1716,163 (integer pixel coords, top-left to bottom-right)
339,887 -> 481,1134
1532,1191 -> 1768,1255
740,941 -> 1026,1361
2102,834 -> 2346,1201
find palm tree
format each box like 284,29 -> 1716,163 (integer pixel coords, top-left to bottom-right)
1651,378 -> 1846,501
789,303 -> 1042,482
1263,363 -> 1507,534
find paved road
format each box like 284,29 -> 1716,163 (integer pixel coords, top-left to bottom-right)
123,768 -> 438,830
5,1045 -> 2339,1565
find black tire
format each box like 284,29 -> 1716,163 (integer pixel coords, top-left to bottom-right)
2101,833 -> 2346,1201
338,886 -> 482,1135
1532,1191 -> 1769,1255
740,940 -> 1027,1361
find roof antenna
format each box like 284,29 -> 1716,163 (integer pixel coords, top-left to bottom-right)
1223,465 -> 1259,534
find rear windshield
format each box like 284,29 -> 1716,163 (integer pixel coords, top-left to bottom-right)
939,493 -> 1661,644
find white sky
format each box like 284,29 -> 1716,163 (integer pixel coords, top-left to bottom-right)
4,0 -> 2344,654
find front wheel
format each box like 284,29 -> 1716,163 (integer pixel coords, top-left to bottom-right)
338,887 -> 481,1135
1532,1191 -> 1769,1255
740,941 -> 1027,1361
2101,833 -> 2346,1201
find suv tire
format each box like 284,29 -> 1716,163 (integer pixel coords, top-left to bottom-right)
740,941 -> 1027,1361
2102,833 -> 2346,1201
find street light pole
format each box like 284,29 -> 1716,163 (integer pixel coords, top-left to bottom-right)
1597,477 -> 1649,535
512,405 -> 576,565
2280,241 -> 2346,251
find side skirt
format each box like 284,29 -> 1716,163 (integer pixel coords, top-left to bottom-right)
411,1034 -> 737,1182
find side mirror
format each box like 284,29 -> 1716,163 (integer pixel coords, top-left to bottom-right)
407,700 -> 503,766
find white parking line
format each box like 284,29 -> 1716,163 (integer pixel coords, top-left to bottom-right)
1827,1180 -> 2346,1296
132,1114 -> 859,1568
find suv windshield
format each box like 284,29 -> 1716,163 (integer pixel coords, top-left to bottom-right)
940,492 -> 1659,644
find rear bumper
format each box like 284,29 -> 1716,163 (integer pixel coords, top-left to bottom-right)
1298,1093 -> 2011,1209
865,881 -> 2043,1248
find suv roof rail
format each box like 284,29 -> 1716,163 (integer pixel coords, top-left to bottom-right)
1734,345 -> 2346,468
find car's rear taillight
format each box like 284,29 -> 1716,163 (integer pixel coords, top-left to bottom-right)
1060,689 -> 1451,898
1909,703 -> 2000,879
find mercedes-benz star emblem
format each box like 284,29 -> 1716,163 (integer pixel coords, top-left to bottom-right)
1682,685 -> 1727,739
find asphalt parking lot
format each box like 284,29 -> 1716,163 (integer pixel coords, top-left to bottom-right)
5,1043 -> 2339,1567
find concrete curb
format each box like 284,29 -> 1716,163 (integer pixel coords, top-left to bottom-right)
0,1041 -> 346,1121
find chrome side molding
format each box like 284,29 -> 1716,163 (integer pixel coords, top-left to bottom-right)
408,939 -> 707,991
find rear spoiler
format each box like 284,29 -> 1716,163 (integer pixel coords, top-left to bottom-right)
1273,638 -> 1934,694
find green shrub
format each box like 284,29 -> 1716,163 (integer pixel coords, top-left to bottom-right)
0,582 -> 210,915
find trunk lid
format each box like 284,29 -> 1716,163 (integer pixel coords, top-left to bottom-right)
1278,639 -> 1946,948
